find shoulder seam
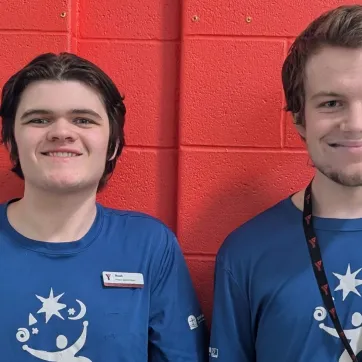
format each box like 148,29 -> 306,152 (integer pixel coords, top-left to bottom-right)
215,258 -> 244,296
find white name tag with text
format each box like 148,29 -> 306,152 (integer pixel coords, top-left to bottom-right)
102,271 -> 144,288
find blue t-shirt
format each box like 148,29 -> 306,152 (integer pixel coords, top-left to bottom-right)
0,201 -> 207,361
209,196 -> 362,361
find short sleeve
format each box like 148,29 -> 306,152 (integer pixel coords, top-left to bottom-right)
148,229 -> 208,361
209,258 -> 255,361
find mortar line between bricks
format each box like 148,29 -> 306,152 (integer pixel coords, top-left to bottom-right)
67,14 -> 71,50
280,39 -> 289,148
0,30 -> 68,35
124,145 -> 177,151
68,0 -> 74,51
77,38 -> 179,44
123,145 -> 307,152
180,145 -> 307,153
174,0 -> 184,236
280,113 -> 286,148
69,0 -> 80,53
185,254 -> 216,261
185,34 -> 293,42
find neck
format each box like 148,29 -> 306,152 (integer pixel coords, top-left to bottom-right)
8,184 -> 98,242
294,171 -> 362,218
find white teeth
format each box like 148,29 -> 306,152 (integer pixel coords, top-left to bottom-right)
47,152 -> 78,157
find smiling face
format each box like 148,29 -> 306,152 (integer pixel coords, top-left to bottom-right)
14,80 -> 111,193
297,46 -> 362,187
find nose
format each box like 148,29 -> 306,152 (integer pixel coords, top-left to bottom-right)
342,102 -> 362,132
46,118 -> 78,142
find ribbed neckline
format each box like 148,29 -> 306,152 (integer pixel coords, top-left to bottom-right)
0,200 -> 104,255
286,196 -> 362,231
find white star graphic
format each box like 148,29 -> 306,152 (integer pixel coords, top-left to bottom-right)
68,308 -> 75,316
36,288 -> 67,323
32,328 -> 39,335
333,264 -> 362,301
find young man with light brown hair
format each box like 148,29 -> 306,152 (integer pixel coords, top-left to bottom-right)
210,5 -> 362,361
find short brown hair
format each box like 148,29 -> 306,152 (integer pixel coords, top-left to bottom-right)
282,5 -> 362,125
0,52 -> 126,191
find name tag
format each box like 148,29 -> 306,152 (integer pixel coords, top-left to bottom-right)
102,271 -> 144,288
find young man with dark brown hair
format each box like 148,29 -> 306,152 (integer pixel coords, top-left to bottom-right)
0,52 -> 207,361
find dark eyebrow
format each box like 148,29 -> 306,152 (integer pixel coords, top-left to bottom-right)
20,109 -> 53,120
68,109 -> 102,119
20,108 -> 102,120
310,91 -> 343,101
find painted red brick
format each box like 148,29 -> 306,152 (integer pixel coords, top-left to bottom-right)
80,0 -> 180,39
285,113 -> 305,148
184,0 -> 349,36
0,0 -> 69,31
0,34 -> 68,87
180,39 -> 284,146
186,258 -> 215,324
178,150 -> 313,254
78,41 -> 178,147
0,146 -> 24,203
97,147 -> 177,231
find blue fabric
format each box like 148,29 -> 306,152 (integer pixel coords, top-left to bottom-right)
209,197 -> 362,361
0,201 -> 207,361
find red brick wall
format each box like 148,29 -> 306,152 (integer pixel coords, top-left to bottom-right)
0,0 -> 347,321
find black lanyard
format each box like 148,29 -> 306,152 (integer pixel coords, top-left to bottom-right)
303,180 -> 358,361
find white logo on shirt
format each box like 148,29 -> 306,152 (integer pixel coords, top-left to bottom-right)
209,347 -> 219,358
16,288 -> 91,361
314,264 -> 362,361
187,314 -> 205,330
188,315 -> 198,330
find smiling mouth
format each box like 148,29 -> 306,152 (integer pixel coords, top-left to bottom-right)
328,142 -> 362,148
41,152 -> 82,157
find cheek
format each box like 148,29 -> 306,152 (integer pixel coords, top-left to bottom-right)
305,124 -> 332,144
87,133 -> 109,155
14,132 -> 33,157
305,108 -> 341,138
304,114 -> 328,141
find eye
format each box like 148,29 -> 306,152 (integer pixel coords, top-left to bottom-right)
74,118 -> 95,125
28,118 -> 49,124
319,100 -> 343,108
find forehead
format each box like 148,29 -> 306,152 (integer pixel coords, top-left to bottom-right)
16,80 -> 107,116
305,46 -> 362,96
